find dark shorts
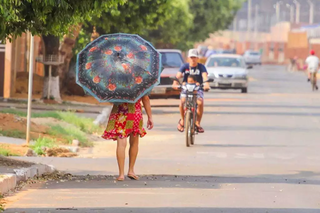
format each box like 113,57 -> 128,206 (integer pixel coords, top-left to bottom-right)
180,90 -> 204,100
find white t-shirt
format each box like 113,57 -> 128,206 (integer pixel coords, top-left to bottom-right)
306,55 -> 320,73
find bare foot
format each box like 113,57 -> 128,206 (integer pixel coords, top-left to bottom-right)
127,173 -> 139,180
117,176 -> 125,181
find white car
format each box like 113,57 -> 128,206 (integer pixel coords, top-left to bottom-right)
243,50 -> 262,65
205,54 -> 252,93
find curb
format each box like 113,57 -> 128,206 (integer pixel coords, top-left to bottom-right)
0,164 -> 55,195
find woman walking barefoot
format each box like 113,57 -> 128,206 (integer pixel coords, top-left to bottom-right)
102,95 -> 153,181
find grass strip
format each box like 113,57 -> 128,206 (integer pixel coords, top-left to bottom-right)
0,109 -> 103,134
47,125 -> 93,147
30,137 -> 57,156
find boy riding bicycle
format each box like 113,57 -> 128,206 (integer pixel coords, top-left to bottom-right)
172,49 -> 210,133
306,50 -> 320,90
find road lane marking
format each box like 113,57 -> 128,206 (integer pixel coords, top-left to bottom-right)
196,152 -> 227,158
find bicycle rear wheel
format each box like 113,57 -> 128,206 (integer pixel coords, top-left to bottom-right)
185,111 -> 192,147
191,107 -> 197,145
311,74 -> 316,91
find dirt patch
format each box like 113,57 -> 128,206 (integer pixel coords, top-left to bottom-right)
32,117 -> 66,127
0,156 -> 34,168
0,113 -> 49,139
46,147 -> 77,158
0,143 -> 29,156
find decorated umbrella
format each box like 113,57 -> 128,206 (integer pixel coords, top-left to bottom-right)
76,33 -> 162,103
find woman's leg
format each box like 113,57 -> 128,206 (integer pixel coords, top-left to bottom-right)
128,134 -> 139,179
116,138 -> 127,180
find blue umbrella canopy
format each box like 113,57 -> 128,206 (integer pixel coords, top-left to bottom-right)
76,33 -> 162,103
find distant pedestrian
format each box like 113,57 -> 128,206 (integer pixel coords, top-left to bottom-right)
102,96 -> 153,181
306,50 -> 320,90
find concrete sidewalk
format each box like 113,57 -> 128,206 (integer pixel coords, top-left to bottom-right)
0,157 -> 55,195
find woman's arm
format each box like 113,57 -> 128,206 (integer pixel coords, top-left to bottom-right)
142,95 -> 152,118
142,95 -> 153,130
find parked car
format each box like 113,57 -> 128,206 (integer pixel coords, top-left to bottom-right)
205,54 -> 252,93
150,49 -> 184,98
243,50 -> 262,65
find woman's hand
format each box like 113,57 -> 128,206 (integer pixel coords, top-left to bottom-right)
142,95 -> 153,130
147,117 -> 154,130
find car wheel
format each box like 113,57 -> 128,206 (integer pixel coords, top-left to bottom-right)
241,88 -> 248,93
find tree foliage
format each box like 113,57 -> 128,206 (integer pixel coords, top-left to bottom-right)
0,0 -> 126,40
88,0 -> 171,35
144,0 -> 243,50
71,0 -> 242,53
72,0 -> 172,61
188,0 -> 242,42
141,0 -> 193,50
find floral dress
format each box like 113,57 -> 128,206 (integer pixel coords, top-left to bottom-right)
102,101 -> 146,140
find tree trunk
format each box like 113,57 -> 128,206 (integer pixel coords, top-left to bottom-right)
59,24 -> 83,94
41,35 -> 61,102
43,75 -> 61,101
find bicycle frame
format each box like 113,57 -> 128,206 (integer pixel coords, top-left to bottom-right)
184,87 -> 198,129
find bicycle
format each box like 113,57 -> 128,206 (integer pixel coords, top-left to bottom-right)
171,77 -> 213,147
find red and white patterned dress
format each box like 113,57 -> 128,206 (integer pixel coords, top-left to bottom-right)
102,101 -> 146,140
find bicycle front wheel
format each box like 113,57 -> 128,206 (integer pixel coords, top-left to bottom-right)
185,111 -> 192,147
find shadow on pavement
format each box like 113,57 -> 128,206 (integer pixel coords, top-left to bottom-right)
212,104 -> 320,109
4,207 -> 320,213
154,125 -> 319,132
152,109 -> 320,117
197,144 -> 287,148
13,171 -> 320,190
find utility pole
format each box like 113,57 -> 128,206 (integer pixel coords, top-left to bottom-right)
294,0 -> 300,24
26,35 -> 34,145
254,4 -> 259,49
290,5 -> 295,23
247,0 -> 251,32
247,0 -> 252,50
232,17 -> 237,49
308,0 -> 314,24
276,2 -> 281,23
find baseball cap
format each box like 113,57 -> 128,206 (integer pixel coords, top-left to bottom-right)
188,49 -> 199,58
310,50 -> 315,55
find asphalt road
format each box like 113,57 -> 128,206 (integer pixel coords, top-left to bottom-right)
4,65 -> 320,213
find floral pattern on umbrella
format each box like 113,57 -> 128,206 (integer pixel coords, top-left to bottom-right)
76,33 -> 162,103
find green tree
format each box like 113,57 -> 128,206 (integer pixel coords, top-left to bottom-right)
0,0 -> 125,100
142,0 -> 193,50
143,0 -> 243,51
0,0 -> 125,40
187,0 -> 242,42
88,0 -> 171,35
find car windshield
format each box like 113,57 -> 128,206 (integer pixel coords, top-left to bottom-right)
161,52 -> 183,68
207,57 -> 245,68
